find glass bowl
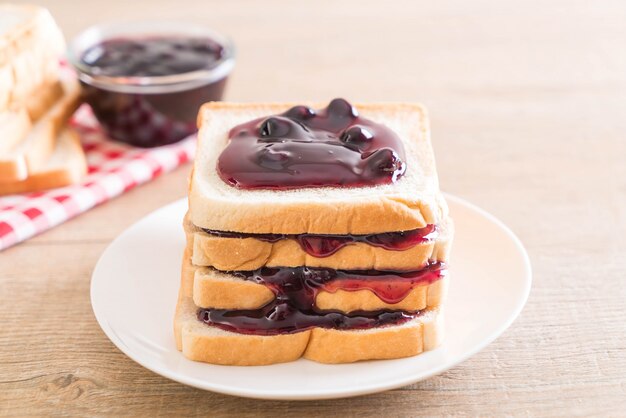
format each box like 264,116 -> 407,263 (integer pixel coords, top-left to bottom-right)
68,21 -> 235,147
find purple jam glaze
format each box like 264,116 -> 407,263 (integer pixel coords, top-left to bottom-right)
202,224 -> 437,258
197,262 -> 445,335
216,98 -> 407,189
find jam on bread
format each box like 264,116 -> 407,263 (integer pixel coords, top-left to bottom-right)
202,224 -> 437,257
198,263 -> 445,335
217,99 -> 407,189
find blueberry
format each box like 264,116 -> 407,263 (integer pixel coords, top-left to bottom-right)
257,147 -> 291,170
368,148 -> 405,174
284,105 -> 316,120
198,310 -> 210,322
267,303 -> 293,321
340,125 -> 374,147
157,52 -> 176,61
81,45 -> 105,65
192,40 -> 222,57
327,98 -> 358,118
259,117 -> 293,138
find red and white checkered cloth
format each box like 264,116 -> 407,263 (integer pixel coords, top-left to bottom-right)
0,104 -> 196,251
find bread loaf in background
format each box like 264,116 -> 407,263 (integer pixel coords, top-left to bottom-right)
0,4 -> 66,112
0,4 -> 86,193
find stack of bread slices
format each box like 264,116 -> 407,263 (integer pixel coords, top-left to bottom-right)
0,4 -> 85,196
176,101 -> 453,365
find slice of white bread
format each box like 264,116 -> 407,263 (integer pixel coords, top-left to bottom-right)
0,64 -> 12,110
183,215 -> 451,312
190,216 -> 454,271
189,102 -> 448,235
0,4 -> 65,112
0,107 -> 31,156
191,265 -> 449,313
0,77 -> 81,182
175,250 -> 444,365
25,78 -> 64,122
0,127 -> 86,196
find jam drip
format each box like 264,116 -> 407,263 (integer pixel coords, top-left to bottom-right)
197,262 -> 445,335
217,98 -> 407,189
203,224 -> 437,257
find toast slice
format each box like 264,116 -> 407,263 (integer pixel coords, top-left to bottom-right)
189,102 -> 448,235
184,212 -> 451,312
191,265 -> 448,313
25,78 -> 65,122
0,107 -> 31,156
189,216 -> 453,271
0,77 -> 81,182
175,250 -> 444,365
0,64 -> 12,110
176,294 -> 443,365
0,4 -> 65,111
181,228 -> 448,311
0,127 -> 86,196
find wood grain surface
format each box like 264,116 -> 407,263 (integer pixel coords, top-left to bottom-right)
1,0 -> 625,416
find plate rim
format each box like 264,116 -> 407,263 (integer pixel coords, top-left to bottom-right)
90,193 -> 532,400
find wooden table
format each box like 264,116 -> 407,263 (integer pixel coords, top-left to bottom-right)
2,0 -> 625,415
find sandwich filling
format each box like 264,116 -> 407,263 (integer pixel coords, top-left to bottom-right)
201,224 -> 437,257
197,262 -> 445,335
217,98 -> 407,189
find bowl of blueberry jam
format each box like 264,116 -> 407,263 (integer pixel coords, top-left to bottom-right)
68,21 -> 235,147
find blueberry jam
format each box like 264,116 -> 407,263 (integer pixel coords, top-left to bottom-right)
203,224 -> 437,257
78,36 -> 231,147
217,98 -> 407,189
81,37 -> 224,77
197,262 -> 445,335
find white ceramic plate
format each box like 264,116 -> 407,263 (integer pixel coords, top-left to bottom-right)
91,194 -> 531,400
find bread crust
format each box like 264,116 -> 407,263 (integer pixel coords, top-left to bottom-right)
25,78 -> 64,122
0,65 -> 12,110
0,5 -> 65,112
0,77 -> 81,183
189,187 -> 443,234
178,313 -> 311,366
189,102 -> 448,234
191,264 -> 448,313
192,233 -> 436,271
192,269 -> 274,309
175,249 -> 311,366
190,216 -> 453,271
315,278 -> 448,313
175,254 -> 444,366
0,108 -> 31,159
0,127 -> 86,195
185,217 -> 451,313
304,321 -> 424,364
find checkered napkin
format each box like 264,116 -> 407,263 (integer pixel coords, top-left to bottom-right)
0,105 -> 196,251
